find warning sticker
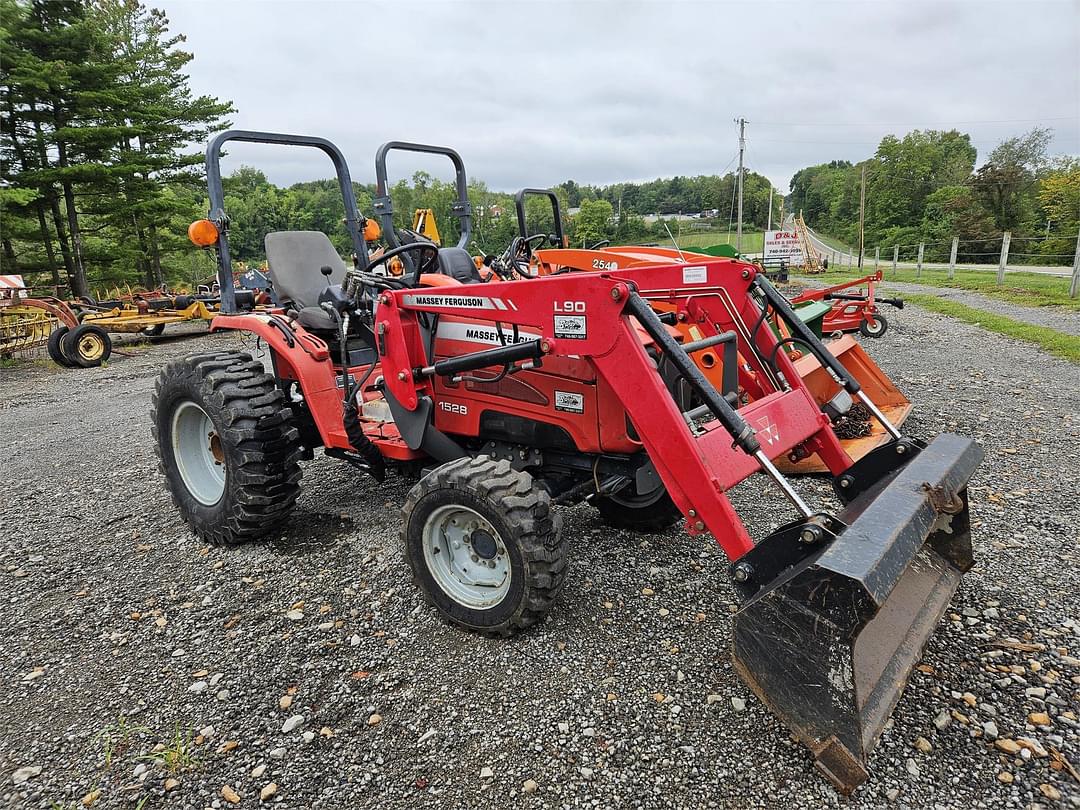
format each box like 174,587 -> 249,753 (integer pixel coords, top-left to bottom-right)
682,265 -> 708,284
554,391 -> 585,413
554,314 -> 587,340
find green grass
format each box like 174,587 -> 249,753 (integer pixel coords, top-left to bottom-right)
638,228 -> 765,254
904,293 -> 1080,364
814,266 -> 1078,311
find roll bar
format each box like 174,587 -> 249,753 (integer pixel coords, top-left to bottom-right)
372,141 -> 472,250
514,188 -> 566,248
203,130 -> 368,313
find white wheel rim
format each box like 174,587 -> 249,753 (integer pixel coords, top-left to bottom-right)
171,400 -> 226,506
421,504 -> 511,609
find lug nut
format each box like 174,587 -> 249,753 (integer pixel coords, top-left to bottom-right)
839,476 -> 852,489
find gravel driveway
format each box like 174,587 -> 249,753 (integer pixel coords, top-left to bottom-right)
1,307 -> 1078,809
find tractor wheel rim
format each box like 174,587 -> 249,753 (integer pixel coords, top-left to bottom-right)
171,400 -> 226,506
421,505 -> 511,609
79,334 -> 105,361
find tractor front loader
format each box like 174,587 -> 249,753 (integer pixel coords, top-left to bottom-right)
509,189 -> 913,474
154,132 -> 983,792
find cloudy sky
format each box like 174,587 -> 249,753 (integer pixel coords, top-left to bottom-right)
163,0 -> 1079,193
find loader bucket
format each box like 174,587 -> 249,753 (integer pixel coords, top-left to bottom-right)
731,433 -> 983,793
779,334 -> 913,473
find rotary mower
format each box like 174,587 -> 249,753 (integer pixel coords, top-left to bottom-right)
153,131 -> 983,792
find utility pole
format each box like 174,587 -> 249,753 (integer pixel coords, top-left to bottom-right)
857,165 -> 866,269
766,189 -> 773,231
735,117 -> 746,252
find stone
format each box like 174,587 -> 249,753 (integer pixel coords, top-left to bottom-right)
982,720 -> 999,740
164,778 -> 180,791
997,771 -> 1013,784
962,692 -> 977,707
221,785 -> 241,804
216,689 -> 230,701
905,758 -> 920,777
11,766 -> 41,785
995,739 -> 1022,755
523,779 -> 538,794
302,731 -> 315,743
914,736 -> 933,753
188,680 -> 207,693
580,767 -> 594,779
269,747 -> 287,759
251,765 -> 267,778
1029,711 -> 1052,726
260,783 -> 278,801
418,728 -> 437,745
281,715 -> 305,733
1040,783 -> 1062,801
706,694 -> 723,705
731,697 -> 746,712
933,710 -> 952,731
480,766 -> 493,779
368,713 -> 382,726
1026,687 -> 1048,699
279,694 -> 293,710
285,609 -> 304,621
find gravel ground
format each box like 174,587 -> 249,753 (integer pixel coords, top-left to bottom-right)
1,305 -> 1078,810
796,276 -> 1080,337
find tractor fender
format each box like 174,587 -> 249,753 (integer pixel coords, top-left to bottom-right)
209,312 -> 351,450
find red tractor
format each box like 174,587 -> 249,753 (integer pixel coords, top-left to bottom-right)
153,132 -> 983,792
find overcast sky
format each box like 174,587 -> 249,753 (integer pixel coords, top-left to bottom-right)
163,0 -> 1079,195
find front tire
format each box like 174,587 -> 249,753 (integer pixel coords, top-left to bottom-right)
152,351 -> 303,546
402,457 -> 568,636
859,313 -> 888,338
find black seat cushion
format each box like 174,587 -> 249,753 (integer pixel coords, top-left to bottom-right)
436,247 -> 482,284
296,305 -> 336,332
265,231 -> 347,309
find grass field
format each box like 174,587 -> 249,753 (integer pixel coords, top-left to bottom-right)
903,293 -> 1080,364
644,228 -> 765,254
815,266 -> 1079,311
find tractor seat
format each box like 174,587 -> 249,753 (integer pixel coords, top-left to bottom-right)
436,247 -> 482,284
265,230 -> 347,331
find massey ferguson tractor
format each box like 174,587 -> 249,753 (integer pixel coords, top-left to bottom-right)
153,131 -> 983,792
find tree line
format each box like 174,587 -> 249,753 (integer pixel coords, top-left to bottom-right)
1,0 -> 234,296
786,128 -> 1078,264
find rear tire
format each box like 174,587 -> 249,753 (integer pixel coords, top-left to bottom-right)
859,313 -> 888,338
63,324 -> 112,367
402,457 -> 568,636
152,351 -> 303,546
142,323 -> 166,337
594,485 -> 682,532
47,326 -> 75,367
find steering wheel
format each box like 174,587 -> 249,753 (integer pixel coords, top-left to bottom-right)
505,233 -> 548,278
587,239 -> 610,250
366,241 -> 440,284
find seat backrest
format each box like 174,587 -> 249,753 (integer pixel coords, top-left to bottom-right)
265,231 -> 347,309
436,247 -> 482,284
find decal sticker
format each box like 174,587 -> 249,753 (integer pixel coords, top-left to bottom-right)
755,416 -> 780,446
402,293 -> 512,310
553,314 -> 587,340
682,265 -> 708,284
435,321 -> 541,347
554,391 -> 585,414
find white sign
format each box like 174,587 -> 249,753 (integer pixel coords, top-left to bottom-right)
764,230 -> 804,264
